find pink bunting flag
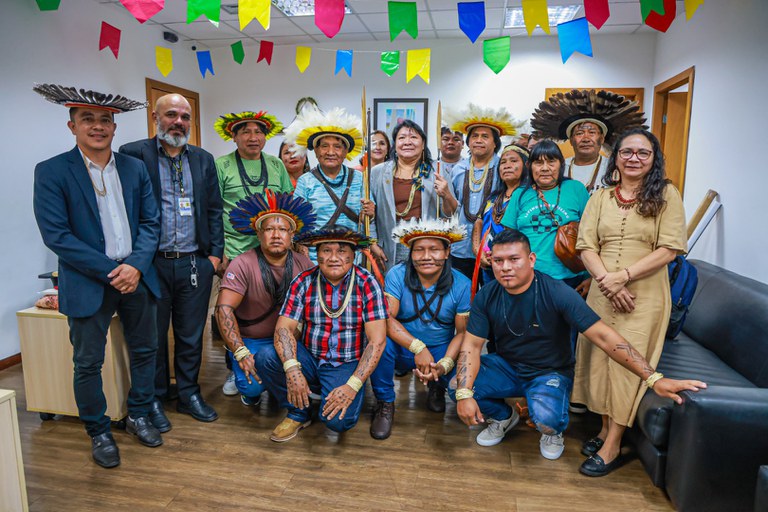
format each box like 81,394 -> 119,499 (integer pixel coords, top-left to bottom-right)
584,0 -> 610,29
645,0 -> 676,32
99,22 -> 121,59
119,0 -> 164,24
258,41 -> 274,65
315,0 -> 345,38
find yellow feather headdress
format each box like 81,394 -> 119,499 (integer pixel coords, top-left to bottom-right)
445,103 -> 524,137
283,107 -> 363,160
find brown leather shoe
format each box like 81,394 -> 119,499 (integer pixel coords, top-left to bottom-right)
426,381 -> 446,413
270,417 -> 311,443
370,401 -> 395,440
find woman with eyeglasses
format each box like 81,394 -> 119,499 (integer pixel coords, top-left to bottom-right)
571,128 -> 687,477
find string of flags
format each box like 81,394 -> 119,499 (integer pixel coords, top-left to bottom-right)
38,0 -> 705,81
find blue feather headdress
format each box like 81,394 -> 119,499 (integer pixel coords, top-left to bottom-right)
229,190 -> 316,235
294,224 -> 373,249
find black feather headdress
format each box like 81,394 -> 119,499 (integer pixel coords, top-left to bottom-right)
33,83 -> 147,113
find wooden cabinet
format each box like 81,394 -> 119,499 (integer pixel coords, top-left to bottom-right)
0,389 -> 28,512
16,307 -> 130,421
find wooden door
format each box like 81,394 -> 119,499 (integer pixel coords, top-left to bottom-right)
662,92 -> 688,190
145,78 -> 201,147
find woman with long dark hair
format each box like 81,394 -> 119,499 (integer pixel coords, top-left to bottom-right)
572,129 -> 687,477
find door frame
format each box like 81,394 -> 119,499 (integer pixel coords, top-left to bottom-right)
145,78 -> 201,146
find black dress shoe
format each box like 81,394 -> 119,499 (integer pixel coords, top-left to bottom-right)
426,381 -> 446,413
149,399 -> 172,433
579,454 -> 624,477
581,436 -> 605,457
91,432 -> 120,468
370,401 -> 395,440
177,393 -> 218,422
126,416 -> 163,447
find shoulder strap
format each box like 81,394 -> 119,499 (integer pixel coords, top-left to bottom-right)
311,166 -> 360,226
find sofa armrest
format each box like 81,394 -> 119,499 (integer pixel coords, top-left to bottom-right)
666,386 -> 768,512
756,466 -> 768,512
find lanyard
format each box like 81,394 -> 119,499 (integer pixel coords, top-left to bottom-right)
168,155 -> 185,196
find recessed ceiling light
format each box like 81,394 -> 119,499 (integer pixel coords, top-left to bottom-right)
272,0 -> 351,17
504,5 -> 582,28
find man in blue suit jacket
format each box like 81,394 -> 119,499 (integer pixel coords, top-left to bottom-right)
33,85 -> 163,468
120,93 -> 224,429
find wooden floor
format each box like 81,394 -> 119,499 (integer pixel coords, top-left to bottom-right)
0,323 -> 675,512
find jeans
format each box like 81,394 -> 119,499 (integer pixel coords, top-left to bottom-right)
449,354 -> 572,434
370,338 -> 453,402
227,337 -> 274,398
255,343 -> 365,433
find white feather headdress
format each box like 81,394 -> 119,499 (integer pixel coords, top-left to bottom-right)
444,103 -> 525,136
391,216 -> 467,247
283,107 -> 363,160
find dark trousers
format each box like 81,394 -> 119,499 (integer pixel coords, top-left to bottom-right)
67,282 -> 157,437
154,254 -> 214,401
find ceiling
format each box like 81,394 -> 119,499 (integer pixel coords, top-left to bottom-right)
95,0 -> 685,49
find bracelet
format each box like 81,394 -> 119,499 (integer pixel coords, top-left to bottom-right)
346,375 -> 363,392
624,267 -> 632,283
233,345 -> 252,362
437,357 -> 455,374
645,371 -> 664,389
282,358 -> 301,372
455,388 -> 474,400
408,338 -> 427,355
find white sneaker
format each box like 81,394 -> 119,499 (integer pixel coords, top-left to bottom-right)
222,371 -> 238,396
540,433 -> 565,460
476,409 -> 520,447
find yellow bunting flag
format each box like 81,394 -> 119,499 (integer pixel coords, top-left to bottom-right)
155,46 -> 173,77
684,0 -> 703,20
296,46 -> 312,73
406,48 -> 430,84
522,0 -> 550,35
239,0 -> 270,30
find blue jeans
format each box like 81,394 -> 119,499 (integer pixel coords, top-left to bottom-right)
255,343 -> 365,433
449,354 -> 572,434
228,337 -> 274,399
370,338 -> 454,402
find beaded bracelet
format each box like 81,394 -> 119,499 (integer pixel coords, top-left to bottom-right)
233,345 -> 252,362
408,339 -> 427,355
282,358 -> 301,372
455,388 -> 474,400
437,357 -> 455,374
624,267 -> 633,283
346,375 -> 363,392
645,371 -> 664,389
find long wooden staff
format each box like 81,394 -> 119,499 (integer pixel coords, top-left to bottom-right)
436,100 -> 442,218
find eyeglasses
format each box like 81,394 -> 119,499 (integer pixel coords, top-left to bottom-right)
618,148 -> 653,161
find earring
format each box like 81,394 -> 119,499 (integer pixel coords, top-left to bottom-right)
611,169 -> 620,182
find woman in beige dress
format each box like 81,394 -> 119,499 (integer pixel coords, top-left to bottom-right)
572,129 -> 687,477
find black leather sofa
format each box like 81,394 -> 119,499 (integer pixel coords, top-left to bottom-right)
626,259 -> 768,512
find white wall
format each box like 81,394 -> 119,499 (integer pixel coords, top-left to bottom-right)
652,0 -> 768,283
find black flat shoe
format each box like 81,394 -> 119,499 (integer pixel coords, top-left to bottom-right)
126,416 -> 163,447
148,399 -> 172,433
426,381 -> 446,413
91,432 -> 120,468
579,454 -> 624,477
581,436 -> 605,457
177,393 -> 218,422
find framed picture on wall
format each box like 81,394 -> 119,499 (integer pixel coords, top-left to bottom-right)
373,98 -> 429,137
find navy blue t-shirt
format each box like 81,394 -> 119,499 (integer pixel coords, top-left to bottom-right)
467,271 -> 600,379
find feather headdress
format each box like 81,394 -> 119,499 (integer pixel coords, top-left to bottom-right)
229,190 -> 316,235
392,216 -> 467,247
214,111 -> 283,141
445,103 -> 524,136
33,83 -> 146,113
283,107 -> 363,160
530,89 -> 647,146
294,224 -> 373,249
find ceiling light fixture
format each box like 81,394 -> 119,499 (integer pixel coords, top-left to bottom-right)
504,5 -> 582,28
271,0 -> 351,17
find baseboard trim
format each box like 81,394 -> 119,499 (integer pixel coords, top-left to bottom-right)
0,353 -> 21,371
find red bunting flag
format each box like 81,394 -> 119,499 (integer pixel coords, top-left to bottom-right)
584,0 -> 610,29
645,0 -> 676,32
315,0 -> 345,38
258,41 -> 274,64
119,0 -> 164,24
99,22 -> 121,59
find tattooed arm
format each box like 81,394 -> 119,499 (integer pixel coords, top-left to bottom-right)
215,289 -> 260,384
583,320 -> 706,404
274,315 -> 311,410
455,331 -> 487,426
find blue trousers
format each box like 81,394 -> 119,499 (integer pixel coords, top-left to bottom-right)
227,337 -> 274,398
449,354 -> 572,434
370,338 -> 454,402
255,343 -> 365,433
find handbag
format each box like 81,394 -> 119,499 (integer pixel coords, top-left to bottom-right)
554,221 -> 586,273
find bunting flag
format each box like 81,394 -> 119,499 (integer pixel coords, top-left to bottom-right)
458,2 -> 486,43
406,48 -> 430,84
196,50 -> 215,77
381,51 -> 400,76
187,0 -> 220,24
296,46 -> 311,73
557,17 -> 593,63
99,22 -> 121,59
119,0 -> 164,24
231,40 -> 245,64
389,2 -> 418,41
258,40 -> 274,64
35,0 -> 61,10
522,0 -> 550,35
335,50 -> 353,76
239,0 -> 270,30
155,46 -> 173,76
483,36 -> 510,74
584,0 -> 610,29
645,0 -> 676,32
639,0 -> 665,20
316,0 -> 345,38
684,0 -> 704,20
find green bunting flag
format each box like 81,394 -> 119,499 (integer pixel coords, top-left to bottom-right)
388,2 -> 418,41
35,0 -> 61,10
231,41 -> 245,64
187,0 -> 221,24
380,51 -> 401,76
639,0 -> 665,20
483,37 -> 510,74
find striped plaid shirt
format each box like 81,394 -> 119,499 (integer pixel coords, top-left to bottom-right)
280,266 -> 388,365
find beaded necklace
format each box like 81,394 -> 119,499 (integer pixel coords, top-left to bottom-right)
612,186 -> 637,210
235,151 -> 269,194
462,158 -> 495,223
393,161 -> 429,218
491,186 -> 517,224
317,270 -> 355,319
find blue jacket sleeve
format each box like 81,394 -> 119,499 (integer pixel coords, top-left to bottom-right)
123,161 -> 160,275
